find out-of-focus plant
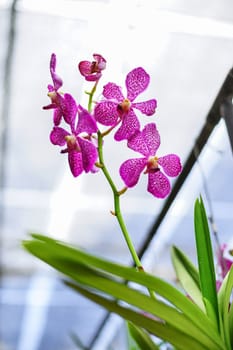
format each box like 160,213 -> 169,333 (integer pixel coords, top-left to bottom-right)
23,54 -> 233,349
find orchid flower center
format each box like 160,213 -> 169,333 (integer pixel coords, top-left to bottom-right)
147,156 -> 159,171
47,90 -> 57,101
91,61 -> 99,73
117,98 -> 131,114
65,134 -> 80,151
91,59 -> 106,73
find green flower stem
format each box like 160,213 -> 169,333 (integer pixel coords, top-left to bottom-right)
86,82 -> 141,267
87,81 -> 98,113
88,81 -> 156,298
97,131 -> 143,269
87,82 -> 156,298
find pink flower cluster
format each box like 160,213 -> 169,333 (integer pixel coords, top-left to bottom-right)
43,53 -> 182,198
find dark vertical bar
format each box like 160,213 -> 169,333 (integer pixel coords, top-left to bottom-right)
221,96 -> 233,154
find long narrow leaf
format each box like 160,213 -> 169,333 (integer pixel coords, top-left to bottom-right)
25,251 -> 215,347
229,303 -> 233,348
194,197 -> 219,326
218,266 -> 233,349
65,280 -> 210,350
127,322 -> 160,350
171,245 -> 204,310
23,235 -> 225,349
26,234 -> 214,330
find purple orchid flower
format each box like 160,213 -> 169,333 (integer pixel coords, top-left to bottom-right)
78,53 -> 106,82
50,104 -> 98,177
216,243 -> 233,291
94,67 -> 157,141
43,53 -> 72,126
120,123 -> 182,198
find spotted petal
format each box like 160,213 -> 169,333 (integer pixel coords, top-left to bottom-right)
50,127 -> 69,146
126,67 -> 150,102
76,105 -> 98,135
148,170 -> 171,198
133,99 -> 157,116
120,158 -> 147,187
114,109 -> 140,141
158,154 -> 182,177
103,83 -> 124,101
50,53 -> 63,91
128,123 -> 160,156
78,137 -> 98,173
53,108 -> 63,126
62,93 -> 78,126
68,150 -> 83,177
94,101 -> 119,126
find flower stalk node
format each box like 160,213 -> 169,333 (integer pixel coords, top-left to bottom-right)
117,187 -> 128,196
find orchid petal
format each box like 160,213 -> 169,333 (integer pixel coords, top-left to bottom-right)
114,110 -> 140,141
53,108 -> 63,126
76,105 -> 98,134
50,53 -> 63,91
62,93 -> 78,126
120,158 -> 147,187
128,123 -> 160,156
48,84 -> 54,92
85,73 -> 102,82
132,99 -> 157,116
93,54 -> 106,69
126,67 -> 150,102
94,101 -> 119,126
43,103 -> 57,110
50,127 -> 69,146
103,83 -> 124,101
158,154 -> 182,177
78,60 -> 92,77
148,170 -> 171,198
68,150 -> 83,177
78,137 -> 98,172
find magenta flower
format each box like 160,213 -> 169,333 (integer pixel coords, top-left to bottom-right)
78,53 -> 106,81
50,105 -> 98,177
43,53 -> 72,126
216,243 -> 233,290
120,123 -> 182,198
94,67 -> 157,141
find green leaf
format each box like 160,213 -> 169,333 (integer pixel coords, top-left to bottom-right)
194,197 -> 219,326
229,303 -> 233,348
127,323 -> 141,350
218,266 -> 233,349
127,322 -> 160,350
171,246 -> 204,310
22,235 -> 225,350
65,280 -> 210,350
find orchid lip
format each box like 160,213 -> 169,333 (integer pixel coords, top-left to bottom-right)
65,134 -> 78,150
147,156 -> 159,169
47,91 -> 56,99
117,99 -> 131,114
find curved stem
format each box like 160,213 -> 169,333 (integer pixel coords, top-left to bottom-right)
97,131 -> 142,269
87,81 -> 98,113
